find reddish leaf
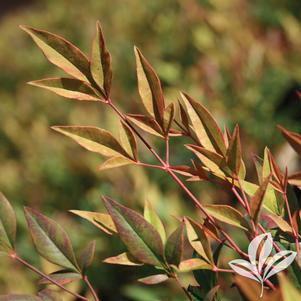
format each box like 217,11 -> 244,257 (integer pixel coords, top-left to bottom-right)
103,252 -> 143,266
138,274 -> 168,285
21,26 -> 90,82
279,126 -> 301,157
78,240 -> 96,272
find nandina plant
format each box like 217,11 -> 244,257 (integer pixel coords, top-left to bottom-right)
1,21 -> 301,300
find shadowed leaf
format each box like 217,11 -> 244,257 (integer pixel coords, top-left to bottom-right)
24,207 -> 79,272
0,193 -> 16,252
90,21 -> 112,97
103,252 -> 143,266
119,122 -> 138,161
134,47 -> 165,126
164,224 -> 184,266
103,197 -> 164,266
69,210 -> 117,235
52,126 -> 130,158
29,78 -> 101,101
138,274 -> 168,285
21,26 -> 90,81
250,176 -> 271,224
78,240 -> 96,272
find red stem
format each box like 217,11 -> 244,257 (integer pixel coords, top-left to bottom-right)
84,275 -> 100,301
11,254 -> 88,301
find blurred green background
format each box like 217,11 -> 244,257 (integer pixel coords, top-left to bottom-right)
0,0 -> 301,300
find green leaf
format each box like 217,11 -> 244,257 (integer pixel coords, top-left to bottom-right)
181,93 -> 226,156
90,21 -> 112,97
0,296 -> 41,301
267,214 -> 292,233
138,274 -> 168,285
69,210 -> 117,235
127,114 -> 164,137
179,258 -> 212,272
39,271 -> 81,285
103,197 -> 164,266
98,157 -> 134,171
279,273 -> 301,300
279,126 -> 301,157
24,207 -> 79,272
204,205 -> 248,231
225,125 -> 242,176
144,200 -> 166,243
184,217 -> 213,264
250,176 -> 271,224
164,224 -> 184,266
134,47 -> 165,126
103,252 -> 143,266
20,26 -> 90,82
52,126 -> 130,158
78,240 -> 96,272
0,193 -> 17,252
29,78 -> 101,101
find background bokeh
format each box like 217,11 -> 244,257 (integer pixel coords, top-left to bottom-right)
0,0 -> 301,300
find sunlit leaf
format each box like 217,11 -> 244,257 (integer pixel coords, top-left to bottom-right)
29,78 -> 101,101
181,93 -> 226,156
103,197 -> 164,266
134,47 -> 165,126
21,26 -> 90,81
164,224 -> 184,266
69,210 -> 117,235
204,205 -> 248,231
90,21 -> 112,97
52,126 -> 131,158
24,207 -> 79,272
179,258 -> 212,272
103,252 -> 143,266
98,157 -> 134,171
0,193 -> 16,252
144,200 -> 166,242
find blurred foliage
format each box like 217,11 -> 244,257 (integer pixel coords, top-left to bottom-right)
0,0 -> 301,300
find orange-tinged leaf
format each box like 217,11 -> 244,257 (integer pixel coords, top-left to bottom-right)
138,274 -> 168,285
279,126 -> 301,157
134,47 -> 165,126
181,93 -> 226,156
204,205 -> 248,231
21,26 -> 90,82
127,114 -> 164,137
179,258 -> 212,272
103,197 -> 164,266
0,193 -> 16,252
250,176 -> 271,224
69,210 -> 117,235
52,126 -> 131,158
103,252 -> 143,266
24,207 -> 79,272
29,78 -> 101,101
90,21 -> 112,97
164,224 -> 184,266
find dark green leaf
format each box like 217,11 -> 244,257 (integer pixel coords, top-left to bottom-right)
164,224 -> 184,266
103,197 -> 164,266
24,207 -> 79,272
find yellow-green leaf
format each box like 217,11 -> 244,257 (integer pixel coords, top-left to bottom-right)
69,210 -> 117,235
204,205 -> 248,231
179,258 -> 212,272
52,126 -> 130,158
103,252 -> 143,266
98,157 -> 134,171
29,78 -> 101,101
